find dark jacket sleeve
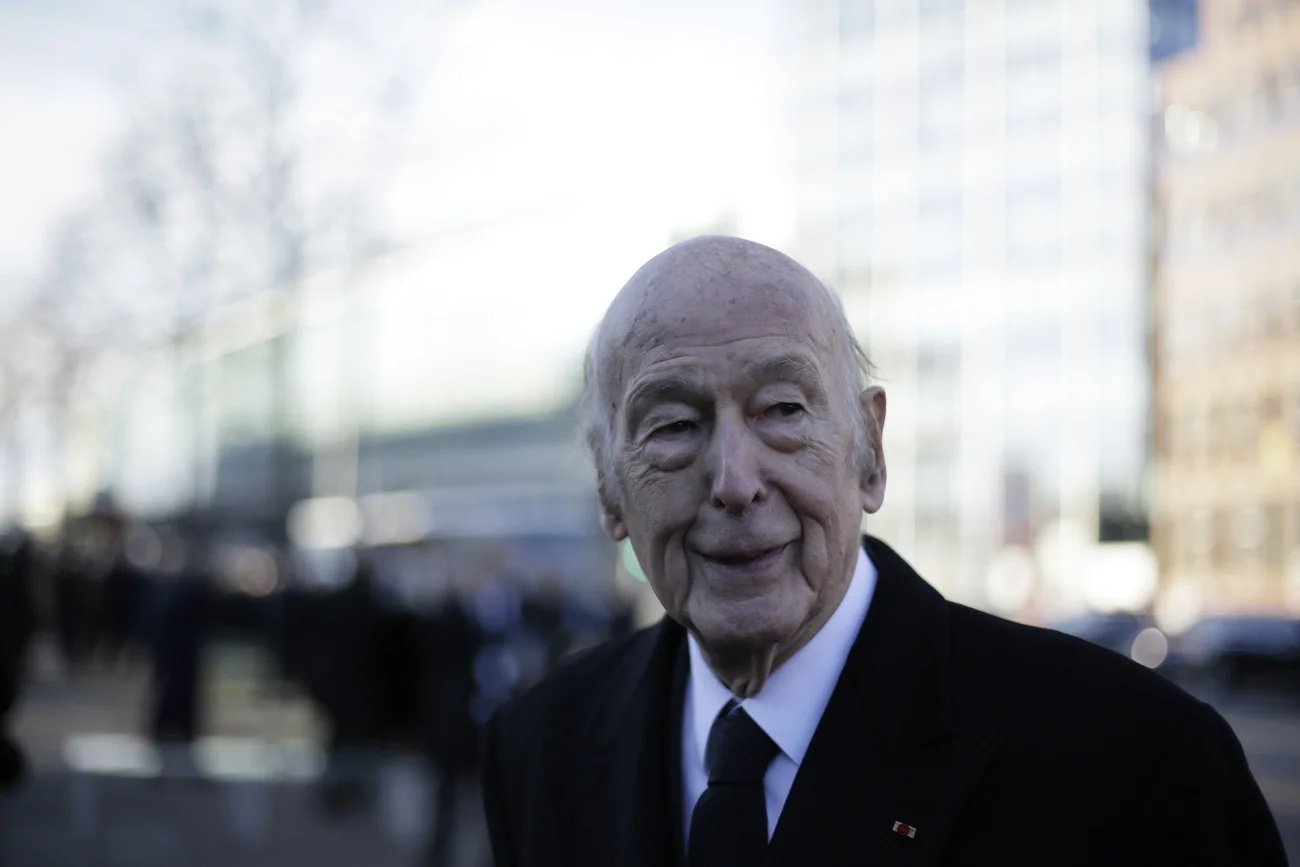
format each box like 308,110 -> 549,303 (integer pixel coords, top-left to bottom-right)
482,708 -> 517,867
1138,700 -> 1287,866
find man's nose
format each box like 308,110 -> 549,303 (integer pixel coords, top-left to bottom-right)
708,413 -> 765,516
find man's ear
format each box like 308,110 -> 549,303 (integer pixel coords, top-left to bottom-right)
858,386 -> 887,513
601,508 -> 628,542
597,472 -> 628,541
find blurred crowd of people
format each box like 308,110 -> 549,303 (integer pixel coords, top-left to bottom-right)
273,551 -> 634,862
0,498 -> 634,864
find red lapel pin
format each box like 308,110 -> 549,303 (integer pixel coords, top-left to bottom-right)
892,821 -> 917,839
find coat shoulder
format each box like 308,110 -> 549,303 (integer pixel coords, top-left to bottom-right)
940,604 -> 1285,863
947,603 -> 1201,735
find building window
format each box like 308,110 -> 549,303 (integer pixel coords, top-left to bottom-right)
838,205 -> 873,272
1234,0 -> 1292,31
1006,186 -> 1061,263
915,459 -> 954,505
1004,320 -> 1062,373
919,7 -> 964,84
1184,508 -> 1214,571
836,264 -> 873,294
1170,408 -> 1187,463
1228,401 -> 1260,461
1288,388 -> 1300,451
1180,410 -> 1197,464
1162,409 -> 1183,461
1209,403 -> 1228,461
918,191 -> 963,277
1264,284 -> 1288,340
838,0 -> 874,37
1165,204 -> 1207,259
1238,293 -> 1264,349
1261,392 -> 1282,426
919,82 -> 964,148
917,344 -> 960,387
1257,185 -> 1287,234
915,505 -> 960,555
1281,63 -> 1300,122
838,85 -> 872,160
1189,404 -> 1211,464
1232,504 -> 1268,570
920,0 -> 964,13
1006,135 -> 1060,193
1006,62 -> 1062,128
1217,85 -> 1265,143
1266,504 -> 1286,569
1005,0 -> 1060,64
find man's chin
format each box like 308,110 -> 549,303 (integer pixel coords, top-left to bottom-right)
688,605 -> 808,661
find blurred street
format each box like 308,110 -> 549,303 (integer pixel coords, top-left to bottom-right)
0,639 -> 486,867
2,637 -> 1298,866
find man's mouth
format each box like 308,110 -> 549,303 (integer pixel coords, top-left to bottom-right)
700,543 -> 790,571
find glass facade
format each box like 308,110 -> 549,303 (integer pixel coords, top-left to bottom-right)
790,0 -> 1152,611
1153,0 -> 1300,614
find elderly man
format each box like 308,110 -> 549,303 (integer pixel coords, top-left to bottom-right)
482,237 -> 1284,866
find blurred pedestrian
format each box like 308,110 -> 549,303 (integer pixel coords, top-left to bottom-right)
421,569 -> 496,867
100,536 -> 143,667
374,605 -> 423,746
145,541 -> 212,767
0,529 -> 36,792
316,554 -> 383,817
521,573 -> 568,673
52,536 -> 91,674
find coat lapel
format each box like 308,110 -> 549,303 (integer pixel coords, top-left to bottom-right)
765,537 -> 997,865
569,617 -> 688,867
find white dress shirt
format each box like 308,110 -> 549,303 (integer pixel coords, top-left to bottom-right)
682,545 -> 877,841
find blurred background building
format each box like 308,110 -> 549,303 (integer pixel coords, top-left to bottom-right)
0,0 -> 786,609
1152,0 -> 1300,621
788,0 -> 1166,618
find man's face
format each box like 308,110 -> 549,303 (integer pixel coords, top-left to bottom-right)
603,255 -> 883,658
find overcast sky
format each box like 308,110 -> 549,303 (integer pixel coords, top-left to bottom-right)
0,0 -> 789,298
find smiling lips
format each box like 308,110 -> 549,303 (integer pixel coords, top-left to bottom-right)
699,542 -> 791,573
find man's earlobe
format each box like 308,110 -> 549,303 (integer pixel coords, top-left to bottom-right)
859,386 -> 887,513
601,509 -> 628,542
596,471 -> 628,541
860,463 -> 887,513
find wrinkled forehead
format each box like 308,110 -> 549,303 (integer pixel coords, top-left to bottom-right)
599,245 -> 839,395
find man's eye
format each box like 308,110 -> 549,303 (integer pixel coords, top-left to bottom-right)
767,403 -> 804,419
653,420 -> 696,438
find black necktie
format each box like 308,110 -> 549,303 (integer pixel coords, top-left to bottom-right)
688,703 -> 780,866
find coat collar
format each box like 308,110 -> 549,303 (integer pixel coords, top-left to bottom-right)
763,536 -> 996,865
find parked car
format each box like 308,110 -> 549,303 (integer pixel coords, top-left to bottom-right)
1163,615 -> 1300,695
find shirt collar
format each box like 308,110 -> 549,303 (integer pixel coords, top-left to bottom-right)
687,544 -> 876,767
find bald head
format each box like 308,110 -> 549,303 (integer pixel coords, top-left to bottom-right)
598,235 -> 830,345
594,237 -> 838,380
